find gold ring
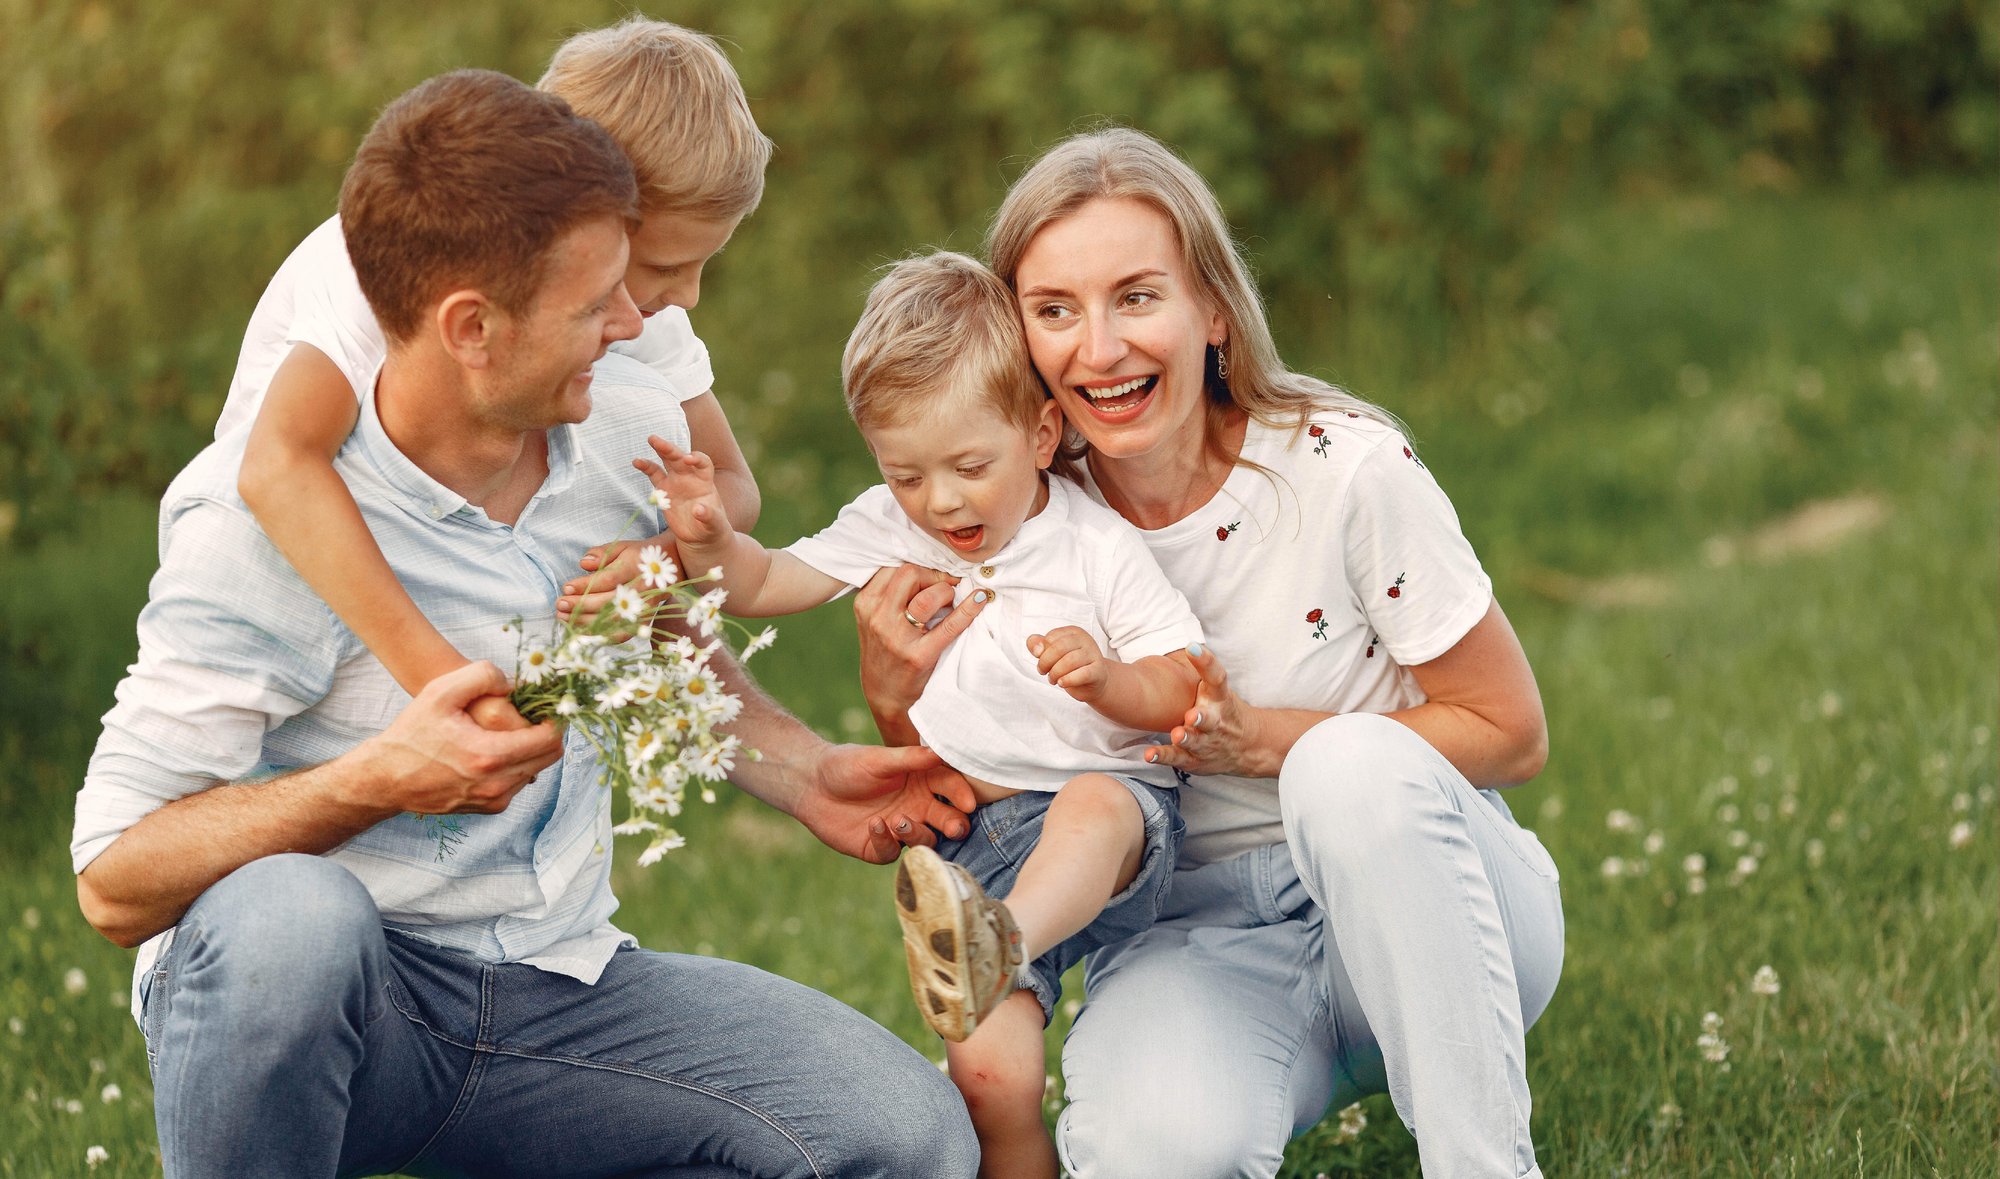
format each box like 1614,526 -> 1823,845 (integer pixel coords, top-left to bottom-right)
903,611 -> 925,630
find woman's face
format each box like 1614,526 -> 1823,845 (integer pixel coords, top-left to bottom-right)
1013,197 -> 1223,468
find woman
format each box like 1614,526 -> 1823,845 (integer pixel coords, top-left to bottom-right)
856,128 -> 1563,1178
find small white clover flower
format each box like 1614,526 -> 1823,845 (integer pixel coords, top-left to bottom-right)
21,907 -> 39,930
1751,965 -> 1780,996
1696,1012 -> 1730,1065
1600,856 -> 1627,879
1949,821 -> 1975,849
1643,831 -> 1666,856
63,968 -> 87,997
637,545 -> 678,590
1606,809 -> 1639,833
1685,875 -> 1707,895
1805,838 -> 1825,868
86,1146 -> 108,1169
1682,853 -> 1707,876
1717,804 -> 1740,824
1335,1101 -> 1368,1141
1728,829 -> 1750,849
1653,1101 -> 1683,1132
100,1083 -> 121,1103
1734,855 -> 1759,877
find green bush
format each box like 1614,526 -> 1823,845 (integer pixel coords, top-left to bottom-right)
1,0 -> 1993,543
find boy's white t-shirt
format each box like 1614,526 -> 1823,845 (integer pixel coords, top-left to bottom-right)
1081,412 -> 1494,865
787,477 -> 1204,794
217,216 -> 715,438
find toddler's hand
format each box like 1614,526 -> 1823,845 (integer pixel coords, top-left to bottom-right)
1028,627 -> 1110,702
632,435 -> 729,549
560,535 -> 666,633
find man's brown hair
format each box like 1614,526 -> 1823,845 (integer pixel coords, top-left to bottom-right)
339,69 -> 639,343
539,18 -> 773,219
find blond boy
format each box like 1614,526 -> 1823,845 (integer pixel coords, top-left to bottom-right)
640,252 -> 1203,1178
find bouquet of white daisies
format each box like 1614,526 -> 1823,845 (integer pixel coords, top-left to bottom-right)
506,541 -> 775,866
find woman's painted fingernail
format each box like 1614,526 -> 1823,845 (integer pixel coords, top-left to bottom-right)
973,589 -> 992,604
1145,750 -> 1157,763
1192,712 -> 1203,727
1188,642 -> 1205,657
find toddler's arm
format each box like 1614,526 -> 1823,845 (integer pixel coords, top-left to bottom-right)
1029,628 -> 1199,733
633,435 -> 844,617
684,392 -> 761,531
238,344 -> 478,701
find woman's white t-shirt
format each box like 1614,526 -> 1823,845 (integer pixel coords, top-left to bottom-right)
217,216 -> 714,438
1080,412 -> 1493,865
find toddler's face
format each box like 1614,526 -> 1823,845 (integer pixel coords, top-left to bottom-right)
866,398 -> 1062,562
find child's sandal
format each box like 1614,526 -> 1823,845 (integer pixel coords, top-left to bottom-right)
894,845 -> 1023,1042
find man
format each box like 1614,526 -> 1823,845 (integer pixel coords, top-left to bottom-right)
72,69 -> 979,1178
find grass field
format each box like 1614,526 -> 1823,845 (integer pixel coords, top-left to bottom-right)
1,178 -> 1994,1175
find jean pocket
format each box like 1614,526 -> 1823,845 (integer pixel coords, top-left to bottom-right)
1477,790 -> 1561,882
139,964 -> 171,1074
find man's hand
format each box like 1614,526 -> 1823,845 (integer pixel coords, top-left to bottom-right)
792,743 -> 977,864
355,662 -> 565,819
1028,626 -> 1112,703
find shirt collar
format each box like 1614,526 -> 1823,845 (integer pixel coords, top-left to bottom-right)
352,364 -> 580,522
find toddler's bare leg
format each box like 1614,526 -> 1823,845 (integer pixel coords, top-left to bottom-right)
1001,773 -> 1145,961
946,990 -> 1059,1179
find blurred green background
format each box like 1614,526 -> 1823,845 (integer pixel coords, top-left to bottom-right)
3,2 -> 1996,1175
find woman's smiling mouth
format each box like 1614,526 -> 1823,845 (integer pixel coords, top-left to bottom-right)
1076,375 -> 1157,415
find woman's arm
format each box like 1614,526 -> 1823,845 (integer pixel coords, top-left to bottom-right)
238,344 -> 470,697
852,565 -> 993,745
1147,600 -> 1546,789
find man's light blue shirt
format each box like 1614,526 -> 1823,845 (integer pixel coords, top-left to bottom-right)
73,354 -> 688,1018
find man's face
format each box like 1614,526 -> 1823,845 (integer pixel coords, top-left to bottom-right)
625,210 -> 742,316
480,215 -> 644,430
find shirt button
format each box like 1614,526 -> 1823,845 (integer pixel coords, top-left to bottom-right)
979,565 -> 996,578
429,505 -> 445,519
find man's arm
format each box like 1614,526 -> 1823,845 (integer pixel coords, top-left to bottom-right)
685,624 -> 975,861
78,663 -> 562,948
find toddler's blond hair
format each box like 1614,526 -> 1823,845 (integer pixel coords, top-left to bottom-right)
539,17 -> 773,219
843,252 -> 1046,435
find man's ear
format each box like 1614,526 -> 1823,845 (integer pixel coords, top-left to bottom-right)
1032,397 -> 1064,469
435,289 -> 497,369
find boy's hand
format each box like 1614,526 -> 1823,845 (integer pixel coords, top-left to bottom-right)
560,535 -> 669,631
1028,627 -> 1111,703
632,435 -> 730,549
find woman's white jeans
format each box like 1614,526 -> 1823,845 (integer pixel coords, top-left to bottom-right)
1057,713 -> 1564,1179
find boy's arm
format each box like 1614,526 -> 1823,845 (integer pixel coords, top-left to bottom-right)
633,435 -> 845,617
683,391 -> 761,531
1030,628 -> 1200,733
238,344 -> 470,697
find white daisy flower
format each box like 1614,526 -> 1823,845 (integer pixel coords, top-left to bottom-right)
519,644 -> 554,684
612,584 -> 646,623
742,626 -> 778,659
637,545 -> 678,590
648,487 -> 671,511
691,587 -> 728,636
86,1147 -> 108,1169
1750,965 -> 1780,996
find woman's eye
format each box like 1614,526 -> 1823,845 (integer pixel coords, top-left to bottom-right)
1033,302 -> 1074,322
1123,289 -> 1157,307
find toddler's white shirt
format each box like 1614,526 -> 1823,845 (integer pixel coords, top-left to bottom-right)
217,216 -> 714,438
787,477 -> 1204,793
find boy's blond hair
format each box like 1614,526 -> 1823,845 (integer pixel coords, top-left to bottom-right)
538,17 -> 773,219
843,252 -> 1046,435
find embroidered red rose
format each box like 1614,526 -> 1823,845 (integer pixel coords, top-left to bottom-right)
1387,573 -> 1406,599
1306,608 -> 1328,641
1308,425 -> 1325,437
1365,632 -> 1379,658
1306,608 -> 1323,623
1215,521 -> 1241,541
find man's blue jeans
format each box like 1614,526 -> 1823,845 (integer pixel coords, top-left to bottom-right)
139,854 -> 978,1178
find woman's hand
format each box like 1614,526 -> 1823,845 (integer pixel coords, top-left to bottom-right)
853,564 -> 990,743
1145,645 -> 1318,780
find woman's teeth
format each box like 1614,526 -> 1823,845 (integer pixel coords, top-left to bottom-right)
1084,376 -> 1152,401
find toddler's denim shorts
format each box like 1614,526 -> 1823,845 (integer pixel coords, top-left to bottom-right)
933,774 -> 1184,1024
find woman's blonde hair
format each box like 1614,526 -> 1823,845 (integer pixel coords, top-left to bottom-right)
538,17 -> 773,219
986,127 -> 1394,472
